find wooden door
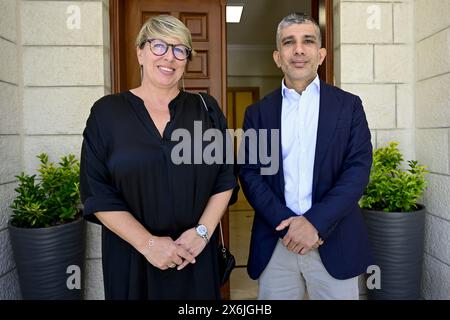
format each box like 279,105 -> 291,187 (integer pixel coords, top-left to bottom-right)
111,0 -> 226,102
110,0 -> 231,299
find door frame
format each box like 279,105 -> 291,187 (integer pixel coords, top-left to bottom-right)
109,0 -> 334,92
109,0 -> 228,103
226,87 -> 259,129
312,0 -> 334,84
109,0 -> 125,94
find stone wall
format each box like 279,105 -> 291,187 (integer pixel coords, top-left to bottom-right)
415,0 -> 450,300
334,0 -> 415,299
0,0 -> 22,299
0,0 -> 110,300
334,0 -> 415,160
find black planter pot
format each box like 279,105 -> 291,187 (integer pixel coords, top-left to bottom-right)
362,206 -> 425,300
8,218 -> 86,300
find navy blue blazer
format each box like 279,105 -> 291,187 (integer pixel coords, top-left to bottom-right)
239,80 -> 374,280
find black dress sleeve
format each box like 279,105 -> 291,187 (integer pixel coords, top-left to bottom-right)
80,104 -> 130,224
202,94 -> 237,196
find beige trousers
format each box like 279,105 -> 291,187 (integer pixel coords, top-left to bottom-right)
258,240 -> 359,300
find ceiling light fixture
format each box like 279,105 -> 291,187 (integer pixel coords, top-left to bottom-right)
226,5 -> 244,23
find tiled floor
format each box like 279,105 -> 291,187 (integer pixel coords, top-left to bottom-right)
229,209 -> 258,300
230,267 -> 258,300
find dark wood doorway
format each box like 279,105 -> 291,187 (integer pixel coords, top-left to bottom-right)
312,0 -> 334,84
110,0 -> 226,100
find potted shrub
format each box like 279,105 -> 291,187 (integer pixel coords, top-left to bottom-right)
8,153 -> 85,299
360,142 -> 429,300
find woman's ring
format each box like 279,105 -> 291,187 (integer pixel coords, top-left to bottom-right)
169,263 -> 176,268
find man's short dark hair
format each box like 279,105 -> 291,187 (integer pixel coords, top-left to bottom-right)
276,12 -> 322,49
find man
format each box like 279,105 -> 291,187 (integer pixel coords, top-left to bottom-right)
239,13 -> 373,300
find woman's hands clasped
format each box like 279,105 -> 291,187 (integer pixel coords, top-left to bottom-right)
143,227 -> 207,271
144,236 -> 196,271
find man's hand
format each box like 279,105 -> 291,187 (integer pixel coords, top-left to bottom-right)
312,238 -> 324,249
276,216 -> 323,255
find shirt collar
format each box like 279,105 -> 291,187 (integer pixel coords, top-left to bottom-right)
281,75 -> 320,99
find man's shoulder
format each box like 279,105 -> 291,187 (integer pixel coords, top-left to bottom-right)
246,87 -> 281,113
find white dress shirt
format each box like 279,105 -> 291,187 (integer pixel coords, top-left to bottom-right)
281,75 -> 320,215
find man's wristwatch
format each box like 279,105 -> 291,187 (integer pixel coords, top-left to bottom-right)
195,224 -> 209,243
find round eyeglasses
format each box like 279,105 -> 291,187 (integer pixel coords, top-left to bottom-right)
146,39 -> 191,61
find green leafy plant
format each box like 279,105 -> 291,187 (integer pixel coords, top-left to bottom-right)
10,153 -> 81,228
360,142 -> 429,212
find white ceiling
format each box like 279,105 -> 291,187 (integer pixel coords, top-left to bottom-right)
226,0 -> 311,46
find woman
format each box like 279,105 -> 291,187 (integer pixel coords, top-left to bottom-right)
80,15 -> 236,299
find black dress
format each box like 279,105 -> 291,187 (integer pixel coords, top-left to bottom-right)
80,90 -> 236,299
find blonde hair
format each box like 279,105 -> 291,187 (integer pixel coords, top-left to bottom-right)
135,15 -> 196,60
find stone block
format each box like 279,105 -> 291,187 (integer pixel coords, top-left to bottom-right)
422,253 -> 450,299
23,135 -> 83,174
341,84 -> 395,129
394,3 -> 412,43
341,2 -> 392,44
0,38 -> 18,84
334,47 -> 341,86
396,84 -> 413,129
0,229 -> 15,275
375,45 -> 412,83
415,0 -> 450,41
416,73 -> 450,128
0,269 -> 21,299
376,129 -> 414,161
0,136 -> 21,184
21,1 -> 103,46
23,87 -> 105,134
85,222 -> 102,259
0,0 -> 17,42
417,28 -> 450,81
340,45 -> 373,83
424,214 -> 450,266
0,182 -> 17,230
422,173 -> 450,221
416,129 -> 449,174
23,46 -> 105,86
0,82 -> 19,134
83,258 -> 104,300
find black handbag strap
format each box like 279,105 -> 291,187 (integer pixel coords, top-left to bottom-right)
198,93 -> 226,248
219,221 -> 225,248
198,92 -> 220,130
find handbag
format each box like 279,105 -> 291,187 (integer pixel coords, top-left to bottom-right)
218,221 -> 236,287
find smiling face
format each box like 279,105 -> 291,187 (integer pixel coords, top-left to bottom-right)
137,36 -> 187,90
273,22 -> 326,91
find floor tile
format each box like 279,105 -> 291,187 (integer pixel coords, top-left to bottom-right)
229,210 -> 253,266
230,267 -> 258,300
